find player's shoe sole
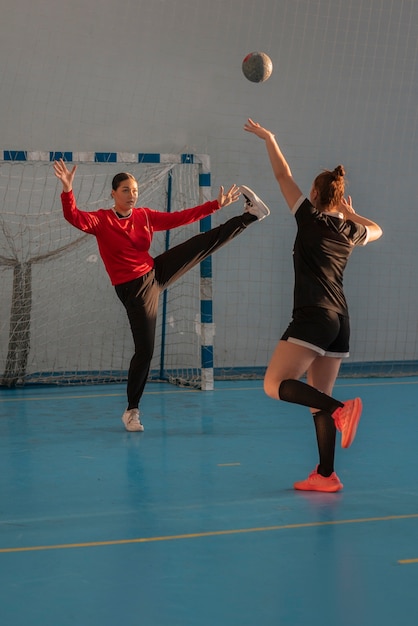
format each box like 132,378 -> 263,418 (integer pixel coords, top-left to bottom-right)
333,398 -> 362,448
239,185 -> 270,221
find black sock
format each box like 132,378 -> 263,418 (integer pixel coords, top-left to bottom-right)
312,410 -> 336,477
278,379 -> 343,414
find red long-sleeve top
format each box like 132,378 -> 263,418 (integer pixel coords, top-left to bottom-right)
61,190 -> 220,286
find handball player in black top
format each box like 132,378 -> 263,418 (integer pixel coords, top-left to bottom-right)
245,118 -> 382,492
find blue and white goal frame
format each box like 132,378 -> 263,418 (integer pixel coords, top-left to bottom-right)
1,150 -> 215,390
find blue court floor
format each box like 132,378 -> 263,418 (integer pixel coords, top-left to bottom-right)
0,378 -> 417,626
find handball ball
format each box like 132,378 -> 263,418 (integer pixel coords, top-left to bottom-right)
242,52 -> 273,83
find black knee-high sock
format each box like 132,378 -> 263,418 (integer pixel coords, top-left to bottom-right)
279,379 -> 343,414
312,410 -> 336,477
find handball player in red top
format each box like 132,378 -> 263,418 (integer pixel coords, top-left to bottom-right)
54,158 -> 270,432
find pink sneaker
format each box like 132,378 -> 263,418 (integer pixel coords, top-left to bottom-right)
294,466 -> 343,492
333,398 -> 362,448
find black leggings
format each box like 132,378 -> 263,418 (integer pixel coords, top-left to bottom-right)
115,212 -> 256,409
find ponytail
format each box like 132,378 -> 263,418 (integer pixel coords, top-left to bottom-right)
313,165 -> 346,208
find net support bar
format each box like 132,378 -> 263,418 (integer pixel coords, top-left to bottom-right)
196,155 -> 214,390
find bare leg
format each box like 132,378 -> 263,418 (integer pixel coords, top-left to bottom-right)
264,340 -> 343,413
264,340 -> 318,399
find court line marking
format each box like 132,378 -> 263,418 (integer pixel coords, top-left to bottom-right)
1,512 -> 417,554
2,379 -> 418,403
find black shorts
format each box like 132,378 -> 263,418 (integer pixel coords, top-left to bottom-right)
281,307 -> 350,358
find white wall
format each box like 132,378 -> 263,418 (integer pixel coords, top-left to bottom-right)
1,0 -> 418,372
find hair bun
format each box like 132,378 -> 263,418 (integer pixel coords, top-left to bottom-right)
334,165 -> 345,178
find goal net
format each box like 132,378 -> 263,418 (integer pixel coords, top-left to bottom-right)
0,154 -> 213,388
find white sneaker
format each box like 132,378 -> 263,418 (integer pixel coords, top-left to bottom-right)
239,185 -> 270,221
122,408 -> 144,432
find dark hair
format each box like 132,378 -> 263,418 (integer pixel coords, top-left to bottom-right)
313,165 -> 346,208
111,172 -> 136,191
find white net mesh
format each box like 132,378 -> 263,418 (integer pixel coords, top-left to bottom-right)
0,159 -> 203,386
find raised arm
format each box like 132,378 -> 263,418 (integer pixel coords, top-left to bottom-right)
53,158 -> 78,193
244,118 -> 302,209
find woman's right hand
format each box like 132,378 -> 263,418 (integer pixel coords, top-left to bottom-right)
53,158 -> 77,192
244,118 -> 274,141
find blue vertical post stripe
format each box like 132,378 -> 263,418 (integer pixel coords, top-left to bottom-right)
159,169 -> 173,382
198,163 -> 214,390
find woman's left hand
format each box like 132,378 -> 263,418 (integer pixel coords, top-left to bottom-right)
217,184 -> 241,208
339,195 -> 356,218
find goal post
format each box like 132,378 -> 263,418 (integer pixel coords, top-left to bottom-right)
0,151 -> 214,389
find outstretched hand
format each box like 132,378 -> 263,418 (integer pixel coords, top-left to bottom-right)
217,184 -> 241,208
244,118 -> 274,140
53,158 -> 77,193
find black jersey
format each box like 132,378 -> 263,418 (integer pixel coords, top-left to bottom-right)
292,197 -> 368,315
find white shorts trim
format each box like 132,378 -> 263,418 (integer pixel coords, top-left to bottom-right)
287,337 -> 349,359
